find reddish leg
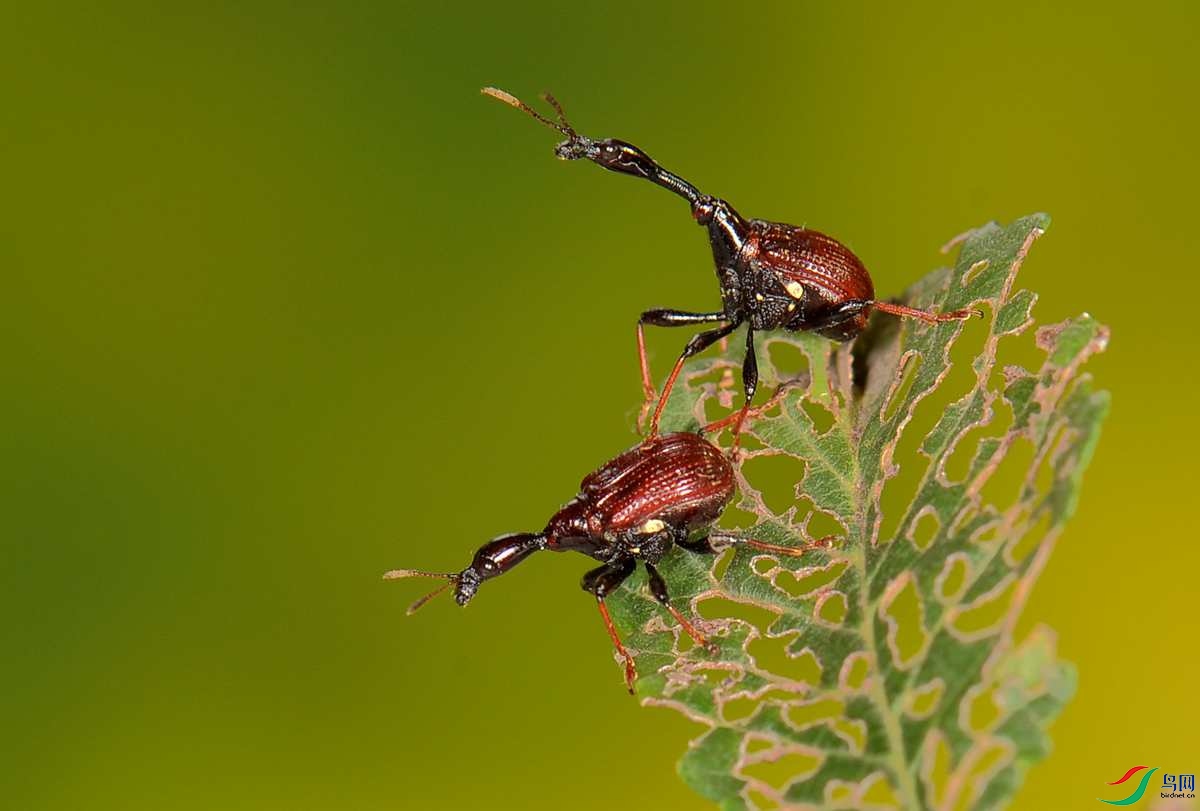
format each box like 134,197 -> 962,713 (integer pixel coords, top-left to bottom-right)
636,322 -> 659,433
711,532 -> 838,558
583,558 -> 639,694
871,300 -> 981,324
596,598 -> 637,694
637,310 -> 736,437
700,382 -> 793,436
645,563 -> 718,654
649,353 -> 689,437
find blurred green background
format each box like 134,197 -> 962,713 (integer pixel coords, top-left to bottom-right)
3,2 -> 1197,809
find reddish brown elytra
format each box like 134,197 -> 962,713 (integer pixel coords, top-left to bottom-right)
482,87 -> 981,442
388,406 -> 833,694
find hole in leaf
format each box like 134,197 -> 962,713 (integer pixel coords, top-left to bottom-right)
839,653 -> 870,691
970,519 -> 1003,546
953,741 -> 1013,811
827,781 -> 855,803
766,339 -> 810,381
942,403 -> 1013,485
784,697 -> 844,727
951,578 -> 1017,637
1007,510 -> 1052,565
921,734 -> 953,809
965,685 -> 1003,733
881,575 -> 928,668
800,399 -> 835,434
861,773 -> 902,808
1035,426 -> 1067,496
740,454 -> 807,516
882,352 -> 923,423
741,751 -> 822,790
751,557 -> 775,576
748,636 -> 821,685
804,510 -> 846,542
698,597 -> 778,629
693,668 -> 729,685
832,718 -> 867,754
815,591 -> 847,625
744,789 -> 779,810
906,678 -> 945,719
775,561 -> 849,598
711,546 -> 735,582
736,431 -> 769,453
908,506 -> 941,551
744,737 -> 773,755
978,436 -> 1037,513
935,554 -> 969,603
719,504 -> 759,531
722,696 -> 761,723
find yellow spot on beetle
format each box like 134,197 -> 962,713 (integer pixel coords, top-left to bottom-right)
785,281 -> 806,299
754,293 -> 765,302
640,519 -> 666,534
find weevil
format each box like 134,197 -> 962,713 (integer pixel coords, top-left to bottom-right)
387,407 -> 831,693
482,87 -> 980,439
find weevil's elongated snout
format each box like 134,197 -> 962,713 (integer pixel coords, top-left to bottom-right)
482,86 -> 705,208
454,532 -> 546,606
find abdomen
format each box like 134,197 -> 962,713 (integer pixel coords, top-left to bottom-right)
748,221 -> 874,340
578,433 -> 734,533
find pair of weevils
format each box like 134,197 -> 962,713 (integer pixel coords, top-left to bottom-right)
388,88 -> 976,693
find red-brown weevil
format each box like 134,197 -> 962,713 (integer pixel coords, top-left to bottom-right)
482,87 -> 980,439
387,408 -> 831,693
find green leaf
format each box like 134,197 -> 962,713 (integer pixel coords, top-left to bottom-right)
606,215 -> 1109,810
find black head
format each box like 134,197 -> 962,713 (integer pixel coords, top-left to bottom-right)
482,86 -> 715,216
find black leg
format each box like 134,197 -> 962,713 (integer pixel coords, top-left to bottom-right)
639,309 -> 728,328
717,325 -> 759,452
581,556 -> 637,599
648,319 -> 741,436
637,310 -> 729,433
803,299 -> 871,332
644,562 -> 717,654
741,325 -> 758,403
582,557 -> 638,694
676,535 -> 716,555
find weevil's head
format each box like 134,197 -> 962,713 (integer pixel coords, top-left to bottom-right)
452,566 -> 482,606
385,532 -> 547,612
453,532 -> 545,606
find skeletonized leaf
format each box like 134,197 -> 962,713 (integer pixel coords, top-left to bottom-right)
606,214 -> 1108,810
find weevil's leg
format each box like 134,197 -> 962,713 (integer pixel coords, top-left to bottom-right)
728,326 -> 759,451
710,532 -> 838,558
648,319 -> 741,437
637,310 -> 728,433
645,562 -> 717,654
803,299 -> 873,333
870,300 -> 982,323
701,375 -> 799,436
676,535 -> 716,554
582,557 -> 639,694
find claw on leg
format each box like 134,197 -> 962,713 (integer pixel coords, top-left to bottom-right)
665,603 -> 719,655
871,300 -> 982,324
596,598 -> 637,694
